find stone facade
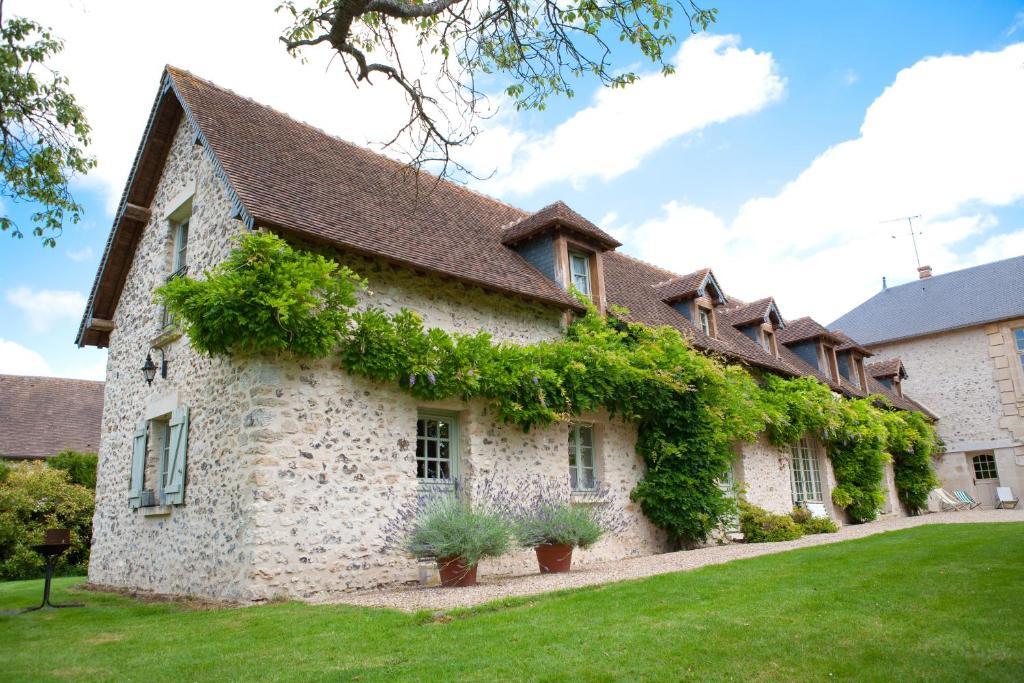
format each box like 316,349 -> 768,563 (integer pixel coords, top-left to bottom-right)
870,321 -> 1024,506
89,117 -> 915,603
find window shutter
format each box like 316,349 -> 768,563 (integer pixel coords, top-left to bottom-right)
129,421 -> 147,508
163,406 -> 190,505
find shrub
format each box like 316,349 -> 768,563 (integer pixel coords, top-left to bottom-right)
403,496 -> 511,567
47,450 -> 98,489
0,462 -> 94,579
512,503 -> 603,549
502,476 -> 625,549
798,515 -> 839,534
739,501 -> 804,543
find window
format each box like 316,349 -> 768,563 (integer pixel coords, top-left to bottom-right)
1015,328 -> 1024,372
416,413 -> 457,483
698,307 -> 712,336
161,218 -> 191,328
762,330 -> 775,355
129,407 -> 190,509
173,219 -> 189,275
972,453 -> 998,480
568,423 -> 596,491
569,251 -> 591,298
790,437 -> 823,503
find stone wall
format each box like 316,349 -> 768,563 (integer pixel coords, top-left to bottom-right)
89,117 -> 256,599
871,322 -> 1024,505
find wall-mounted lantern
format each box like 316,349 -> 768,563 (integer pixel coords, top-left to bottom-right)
142,347 -> 168,386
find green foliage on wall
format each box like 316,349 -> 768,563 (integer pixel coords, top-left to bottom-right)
884,409 -> 942,513
157,233 -> 942,543
156,233 -> 365,358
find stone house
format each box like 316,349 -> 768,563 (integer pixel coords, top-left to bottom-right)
0,375 -> 104,460
832,259 -> 1024,507
76,67 -> 931,602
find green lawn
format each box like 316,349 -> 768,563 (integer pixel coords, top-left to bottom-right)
1,524 -> 1022,682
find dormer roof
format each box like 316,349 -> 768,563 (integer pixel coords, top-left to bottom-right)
831,330 -> 874,357
776,317 -> 842,346
500,201 -> 621,249
652,268 -> 728,306
867,357 -> 908,381
722,297 -> 785,329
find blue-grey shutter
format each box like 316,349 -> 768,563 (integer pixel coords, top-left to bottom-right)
129,421 -> 147,508
163,407 -> 189,505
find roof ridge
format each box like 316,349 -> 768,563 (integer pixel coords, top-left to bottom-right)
164,65 -> 528,218
0,374 -> 104,384
881,253 -> 1024,292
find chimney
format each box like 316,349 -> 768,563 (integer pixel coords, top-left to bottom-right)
917,265 -> 933,279
882,276 -> 887,290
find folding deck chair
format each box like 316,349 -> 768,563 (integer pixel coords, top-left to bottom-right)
996,487 -> 1019,509
933,488 -> 966,511
953,489 -> 982,509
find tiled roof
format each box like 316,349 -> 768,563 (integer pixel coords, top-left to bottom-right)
651,268 -> 727,304
0,375 -> 104,459
721,297 -> 783,328
867,358 -> 906,379
77,67 -> 582,346
76,66 -> 932,420
829,255 -> 1024,345
501,201 -> 621,249
777,317 -> 841,345
831,330 -> 874,357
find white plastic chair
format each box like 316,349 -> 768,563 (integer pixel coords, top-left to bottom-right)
995,487 -> 1019,509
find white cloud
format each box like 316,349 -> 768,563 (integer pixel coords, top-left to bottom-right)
467,34 -> 785,195
842,68 -> 859,86
1008,11 -> 1024,36
59,356 -> 107,381
617,43 -> 1024,323
5,287 -> 87,332
7,0 -> 431,211
67,246 -> 94,262
0,339 -> 53,376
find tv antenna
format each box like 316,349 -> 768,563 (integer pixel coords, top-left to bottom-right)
882,214 -> 923,268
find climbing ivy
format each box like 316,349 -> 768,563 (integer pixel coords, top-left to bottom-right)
158,233 -> 942,543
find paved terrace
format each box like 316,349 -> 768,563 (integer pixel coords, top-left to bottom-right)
330,509 -> 1024,611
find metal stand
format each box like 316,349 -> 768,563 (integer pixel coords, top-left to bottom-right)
21,544 -> 84,612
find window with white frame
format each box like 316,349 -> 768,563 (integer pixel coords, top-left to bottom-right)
1014,328 -> 1024,372
972,453 -> 998,480
790,437 -> 823,503
172,218 -> 189,276
569,251 -> 592,298
698,307 -> 712,336
568,423 -> 596,491
762,329 -> 775,355
416,412 -> 457,484
129,407 -> 190,509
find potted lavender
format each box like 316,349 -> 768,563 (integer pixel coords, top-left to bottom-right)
402,495 -> 510,587
508,477 -> 624,574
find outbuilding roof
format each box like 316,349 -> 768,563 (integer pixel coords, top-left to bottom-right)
829,255 -> 1024,345
0,375 -> 104,459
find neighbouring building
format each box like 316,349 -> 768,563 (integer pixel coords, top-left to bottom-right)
76,67 -> 932,602
831,258 -> 1024,507
0,374 -> 104,460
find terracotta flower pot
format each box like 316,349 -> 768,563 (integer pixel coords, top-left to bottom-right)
535,543 -> 574,573
437,556 -> 478,587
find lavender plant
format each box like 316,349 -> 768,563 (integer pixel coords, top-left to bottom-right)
502,475 -> 628,549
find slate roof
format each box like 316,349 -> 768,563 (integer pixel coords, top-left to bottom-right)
0,375 -> 104,459
501,201 -> 621,249
829,255 -> 1024,345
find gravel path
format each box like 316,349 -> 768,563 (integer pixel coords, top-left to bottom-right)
329,509 -> 1024,612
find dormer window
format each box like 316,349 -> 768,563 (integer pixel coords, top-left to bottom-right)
763,329 -> 777,356
699,307 -> 712,336
569,251 -> 592,299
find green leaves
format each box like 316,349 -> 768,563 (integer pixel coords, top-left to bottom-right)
155,232 -> 364,358
1,14 -> 95,247
162,235 -> 939,543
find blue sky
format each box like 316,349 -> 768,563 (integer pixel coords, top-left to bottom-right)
2,0 -> 1023,380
